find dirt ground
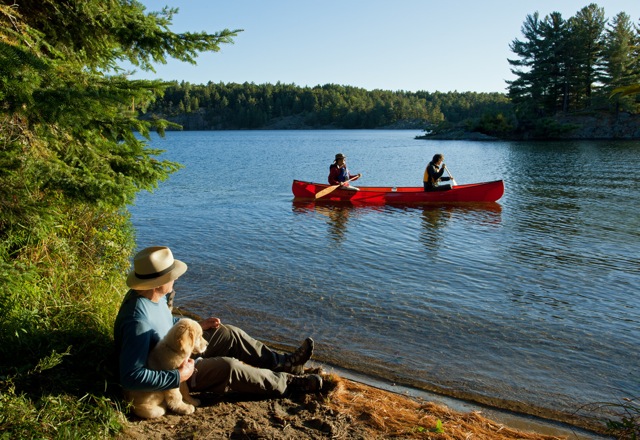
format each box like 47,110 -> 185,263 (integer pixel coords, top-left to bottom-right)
116,369 -> 568,440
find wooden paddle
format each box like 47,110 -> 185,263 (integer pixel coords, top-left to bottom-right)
444,165 -> 457,186
315,176 -> 358,199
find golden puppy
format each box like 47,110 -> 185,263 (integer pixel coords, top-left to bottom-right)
125,318 -> 208,419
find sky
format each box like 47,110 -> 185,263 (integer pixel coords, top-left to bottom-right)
129,0 -> 640,94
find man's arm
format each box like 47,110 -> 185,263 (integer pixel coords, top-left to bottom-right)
118,319 -> 181,391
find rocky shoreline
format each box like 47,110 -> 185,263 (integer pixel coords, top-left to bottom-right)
417,112 -> 640,141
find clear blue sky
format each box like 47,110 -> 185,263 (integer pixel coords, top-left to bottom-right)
130,0 -> 640,93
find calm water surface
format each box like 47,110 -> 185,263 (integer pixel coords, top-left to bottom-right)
130,130 -> 639,428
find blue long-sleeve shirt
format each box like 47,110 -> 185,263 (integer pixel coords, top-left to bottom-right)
113,290 -> 181,391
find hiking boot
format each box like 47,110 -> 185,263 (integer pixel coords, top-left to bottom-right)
286,374 -> 323,394
276,338 -> 314,374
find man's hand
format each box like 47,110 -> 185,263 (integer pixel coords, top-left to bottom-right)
178,358 -> 195,383
199,317 -> 221,331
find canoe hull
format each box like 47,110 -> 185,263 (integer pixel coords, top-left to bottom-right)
292,180 -> 504,204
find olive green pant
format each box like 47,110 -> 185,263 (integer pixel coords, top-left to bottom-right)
187,324 -> 290,395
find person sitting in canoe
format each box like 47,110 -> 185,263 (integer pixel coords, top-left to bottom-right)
328,153 -> 362,191
423,154 -> 452,191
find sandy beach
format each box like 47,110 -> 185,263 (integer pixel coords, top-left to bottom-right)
116,369 -> 601,440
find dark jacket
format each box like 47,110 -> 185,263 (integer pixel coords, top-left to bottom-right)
423,161 -> 451,190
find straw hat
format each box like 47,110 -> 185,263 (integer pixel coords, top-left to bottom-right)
126,246 -> 187,289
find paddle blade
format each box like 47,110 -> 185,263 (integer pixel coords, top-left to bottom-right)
315,184 -> 340,199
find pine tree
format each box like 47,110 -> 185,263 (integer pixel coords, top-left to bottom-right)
601,12 -> 640,112
566,4 -> 607,108
1,1 -> 240,208
507,12 -> 547,116
538,12 -> 571,114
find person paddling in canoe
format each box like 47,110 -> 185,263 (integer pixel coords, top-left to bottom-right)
328,153 -> 362,191
423,153 -> 452,191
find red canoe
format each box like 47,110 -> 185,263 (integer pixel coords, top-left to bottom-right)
292,179 -> 504,204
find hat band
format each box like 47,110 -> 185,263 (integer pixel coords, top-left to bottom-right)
135,262 -> 175,280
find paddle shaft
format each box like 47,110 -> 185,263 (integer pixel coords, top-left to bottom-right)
315,176 -> 358,199
444,165 -> 457,186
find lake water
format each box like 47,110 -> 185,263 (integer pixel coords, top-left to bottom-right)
129,130 -> 639,430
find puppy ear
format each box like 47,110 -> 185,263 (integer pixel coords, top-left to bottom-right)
170,321 -> 189,351
177,321 -> 195,352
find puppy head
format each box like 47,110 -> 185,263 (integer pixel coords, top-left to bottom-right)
171,318 -> 208,356
191,322 -> 208,355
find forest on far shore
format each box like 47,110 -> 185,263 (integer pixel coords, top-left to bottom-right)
144,82 -> 511,131
144,3 -> 640,140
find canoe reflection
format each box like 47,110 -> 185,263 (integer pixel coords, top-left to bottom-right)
291,201 -> 384,243
292,201 -> 502,245
419,203 -> 503,252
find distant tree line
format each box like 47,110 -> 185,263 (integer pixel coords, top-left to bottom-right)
144,3 -> 639,139
144,81 -> 511,130
508,3 -> 640,132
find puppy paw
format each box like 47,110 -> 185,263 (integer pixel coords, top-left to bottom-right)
184,396 -> 201,407
170,403 -> 195,415
134,405 -> 166,419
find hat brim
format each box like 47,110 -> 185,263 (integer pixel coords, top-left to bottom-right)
126,259 -> 188,290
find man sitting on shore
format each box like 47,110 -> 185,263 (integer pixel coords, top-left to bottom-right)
114,246 -> 323,410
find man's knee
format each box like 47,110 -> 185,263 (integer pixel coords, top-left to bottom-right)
203,325 -> 234,357
189,357 -> 233,392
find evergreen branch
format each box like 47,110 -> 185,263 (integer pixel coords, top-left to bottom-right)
610,84 -> 640,98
